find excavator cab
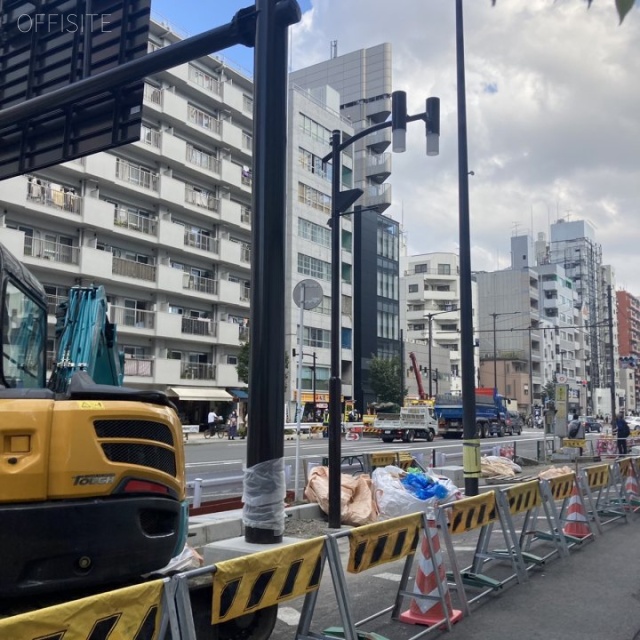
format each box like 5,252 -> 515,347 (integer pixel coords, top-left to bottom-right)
0,244 -> 48,390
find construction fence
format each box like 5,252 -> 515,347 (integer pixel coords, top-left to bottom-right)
3,456 -> 639,640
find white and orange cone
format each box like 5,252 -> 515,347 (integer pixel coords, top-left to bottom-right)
624,467 -> 640,509
563,485 -> 591,539
399,520 -> 463,628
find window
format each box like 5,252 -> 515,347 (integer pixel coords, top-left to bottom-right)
311,296 -> 332,316
302,365 -> 329,391
408,284 -> 419,293
342,328 -> 352,349
188,65 -> 221,94
188,104 -> 220,132
298,147 -> 331,181
298,254 -> 331,281
303,327 -> 331,349
438,263 -> 451,275
186,144 -> 220,172
298,218 -> 331,247
298,182 -> 331,214
341,262 -> 352,284
414,264 -> 428,274
299,114 -> 332,144
342,230 -> 352,253
115,158 -> 158,191
435,285 -> 450,292
227,355 -> 238,365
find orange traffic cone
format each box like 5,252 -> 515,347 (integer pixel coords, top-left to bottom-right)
624,468 -> 640,508
399,520 -> 462,628
563,485 -> 591,539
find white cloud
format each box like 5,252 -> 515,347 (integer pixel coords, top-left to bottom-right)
290,0 -> 640,293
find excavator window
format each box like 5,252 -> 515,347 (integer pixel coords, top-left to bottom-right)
1,280 -> 46,388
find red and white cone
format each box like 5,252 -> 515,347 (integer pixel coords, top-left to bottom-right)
399,520 -> 462,628
624,468 -> 640,508
563,485 -> 591,539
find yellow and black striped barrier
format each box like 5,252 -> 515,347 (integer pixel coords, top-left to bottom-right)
346,512 -> 422,574
584,464 -> 609,490
502,479 -> 542,516
211,537 -> 325,624
447,491 -> 497,535
579,463 -> 628,533
547,472 -> 575,501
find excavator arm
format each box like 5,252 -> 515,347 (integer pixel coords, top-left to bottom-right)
48,285 -> 124,393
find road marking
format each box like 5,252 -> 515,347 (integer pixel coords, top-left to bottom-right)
185,460 -> 243,468
277,606 -> 301,625
453,545 -> 481,552
373,572 -> 402,582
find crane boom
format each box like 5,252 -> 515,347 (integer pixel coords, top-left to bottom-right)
409,351 -> 427,400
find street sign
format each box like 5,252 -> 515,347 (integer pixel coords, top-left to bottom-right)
556,374 -> 568,384
0,0 -> 151,179
293,279 -> 323,310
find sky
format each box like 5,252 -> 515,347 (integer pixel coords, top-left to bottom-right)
150,0 -> 640,295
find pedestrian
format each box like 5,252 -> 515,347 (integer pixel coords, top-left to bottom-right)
568,413 -> 582,439
228,410 -> 238,440
207,408 -> 219,436
615,412 -> 630,455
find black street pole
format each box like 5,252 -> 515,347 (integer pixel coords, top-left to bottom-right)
245,0 -> 301,544
492,313 -> 498,393
608,284 -> 616,419
455,0 -> 479,497
427,315 -> 434,399
328,129 -> 343,529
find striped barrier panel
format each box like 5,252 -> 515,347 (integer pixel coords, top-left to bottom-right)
580,463 -> 628,532
437,490 -> 527,611
0,579 -> 174,640
312,512 -> 461,640
535,472 -> 594,555
496,479 -> 565,570
613,457 -> 640,513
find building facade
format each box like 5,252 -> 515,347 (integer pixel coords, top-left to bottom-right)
401,252 -> 477,396
0,20 -> 254,424
617,289 -> 640,411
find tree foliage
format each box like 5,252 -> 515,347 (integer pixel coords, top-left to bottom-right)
235,341 -> 289,388
369,355 -> 405,406
491,0 -> 636,23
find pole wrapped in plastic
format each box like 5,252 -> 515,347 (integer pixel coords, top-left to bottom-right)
242,458 -> 286,535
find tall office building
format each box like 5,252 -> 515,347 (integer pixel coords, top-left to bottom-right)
0,19 -> 254,425
284,83 -> 354,421
291,44 -> 400,413
617,290 -> 640,411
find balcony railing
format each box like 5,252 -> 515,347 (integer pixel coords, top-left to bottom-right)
240,207 -> 251,225
240,286 -> 250,302
109,305 -> 155,329
124,357 -> 154,377
112,257 -> 157,282
115,158 -> 159,191
140,126 -> 161,148
184,232 -> 219,253
180,362 -> 216,380
181,317 -> 216,336
186,146 -> 221,173
242,132 -> 253,151
185,185 -> 220,211
188,65 -> 222,96
25,238 -> 79,264
113,208 -> 158,236
239,325 -> 249,342
243,95 -> 253,112
182,273 -> 219,295
144,84 -> 163,105
240,245 -> 251,263
27,178 -> 80,214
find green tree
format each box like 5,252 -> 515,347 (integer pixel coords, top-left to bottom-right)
235,341 -> 290,388
491,0 -> 636,23
543,379 -> 556,402
369,355 -> 405,406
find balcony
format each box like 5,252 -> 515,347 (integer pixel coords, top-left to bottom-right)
188,65 -> 222,97
186,145 -> 221,174
363,152 -> 391,184
112,257 -> 157,282
109,306 -> 155,330
143,84 -> 163,108
181,317 -> 216,337
183,231 -> 219,254
185,185 -> 220,212
240,244 -> 251,264
241,206 -> 251,225
113,208 -> 158,237
115,158 -> 159,192
26,178 -> 81,214
180,361 -> 216,381
182,273 -> 219,295
364,128 -> 391,153
123,357 -> 154,378
25,238 -> 79,265
362,182 -> 392,213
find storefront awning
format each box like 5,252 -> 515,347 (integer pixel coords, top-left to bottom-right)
167,387 -> 233,402
227,388 -> 249,400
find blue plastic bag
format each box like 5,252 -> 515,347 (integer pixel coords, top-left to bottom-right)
401,472 -> 449,500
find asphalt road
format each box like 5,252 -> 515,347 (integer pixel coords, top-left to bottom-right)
184,429 -> 577,503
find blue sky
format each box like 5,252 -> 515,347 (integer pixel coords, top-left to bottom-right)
148,0 -> 640,294
150,0 -> 313,75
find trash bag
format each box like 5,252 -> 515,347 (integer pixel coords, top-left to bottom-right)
372,465 -> 439,520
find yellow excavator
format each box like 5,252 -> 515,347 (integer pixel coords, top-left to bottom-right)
0,242 -> 187,601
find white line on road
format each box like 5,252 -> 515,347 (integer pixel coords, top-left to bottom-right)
277,606 -> 301,625
185,460 -> 243,468
373,572 -> 402,582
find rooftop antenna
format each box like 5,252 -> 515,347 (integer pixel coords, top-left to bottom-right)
512,221 -> 521,236
330,40 -> 338,59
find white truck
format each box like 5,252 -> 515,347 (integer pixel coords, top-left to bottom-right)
376,405 -> 437,443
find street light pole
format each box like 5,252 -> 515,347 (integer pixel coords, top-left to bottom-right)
426,308 -> 456,399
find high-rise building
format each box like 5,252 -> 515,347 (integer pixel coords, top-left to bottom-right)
284,83 -> 354,421
0,19 -> 254,425
291,44 -> 400,413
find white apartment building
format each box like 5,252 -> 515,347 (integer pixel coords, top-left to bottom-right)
0,19 -> 254,424
284,84 -> 355,421
401,252 -> 478,394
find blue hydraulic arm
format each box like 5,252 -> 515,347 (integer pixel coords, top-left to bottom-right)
48,285 -> 124,394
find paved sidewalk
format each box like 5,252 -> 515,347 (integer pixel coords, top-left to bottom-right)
444,518 -> 640,640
